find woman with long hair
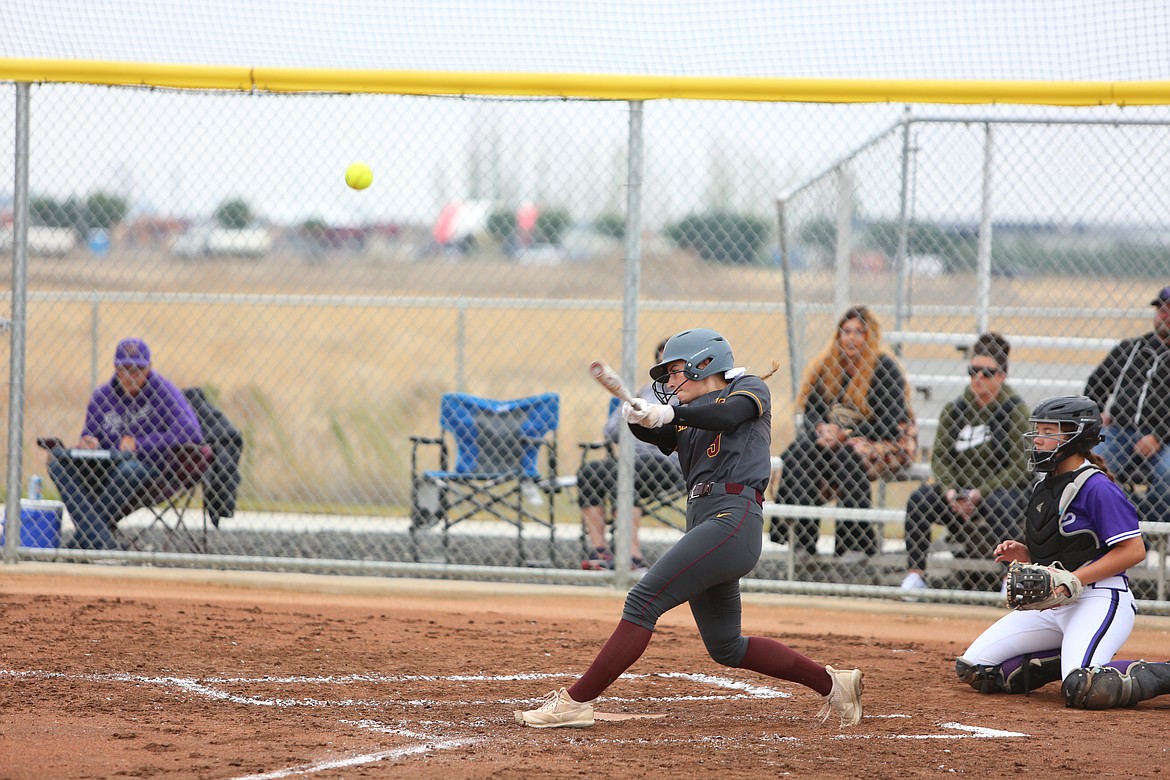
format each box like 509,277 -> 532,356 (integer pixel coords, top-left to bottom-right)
774,305 -> 916,559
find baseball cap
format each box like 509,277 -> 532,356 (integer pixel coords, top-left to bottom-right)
1151,286 -> 1170,307
113,338 -> 151,368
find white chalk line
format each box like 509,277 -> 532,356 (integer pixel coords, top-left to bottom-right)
4,666 -> 1028,778
833,722 -> 1029,740
227,734 -> 480,780
0,669 -> 788,708
589,721 -> 1028,748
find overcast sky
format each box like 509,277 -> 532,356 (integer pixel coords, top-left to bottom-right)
5,1 -> 1170,80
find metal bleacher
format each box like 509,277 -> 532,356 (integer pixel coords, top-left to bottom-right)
763,330 -> 1170,599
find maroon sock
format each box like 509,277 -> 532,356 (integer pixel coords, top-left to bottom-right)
568,619 -> 653,702
739,636 -> 832,696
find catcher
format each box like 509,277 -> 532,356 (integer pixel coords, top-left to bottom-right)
955,395 -> 1155,707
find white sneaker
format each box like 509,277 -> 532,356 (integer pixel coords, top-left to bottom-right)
817,666 -> 863,727
900,571 -> 928,591
513,688 -> 595,728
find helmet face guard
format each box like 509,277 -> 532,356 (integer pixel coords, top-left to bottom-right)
1025,395 -> 1103,473
650,328 -> 734,403
1026,423 -> 1086,472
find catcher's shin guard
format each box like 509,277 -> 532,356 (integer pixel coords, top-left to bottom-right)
955,657 -> 1004,694
957,652 -> 1062,695
1002,652 -> 1063,694
1063,661 -> 1170,709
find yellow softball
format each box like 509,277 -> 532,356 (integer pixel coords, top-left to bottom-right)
345,162 -> 373,190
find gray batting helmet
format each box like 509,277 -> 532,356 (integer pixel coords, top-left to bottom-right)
649,328 -> 734,384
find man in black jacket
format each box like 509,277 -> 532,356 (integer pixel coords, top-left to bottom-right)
1084,285 -> 1170,521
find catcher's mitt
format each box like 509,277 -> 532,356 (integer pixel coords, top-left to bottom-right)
1004,561 -> 1084,611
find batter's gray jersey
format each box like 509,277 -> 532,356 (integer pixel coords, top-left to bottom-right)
676,374 -> 772,493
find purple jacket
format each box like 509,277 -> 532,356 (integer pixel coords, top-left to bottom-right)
81,372 -> 203,466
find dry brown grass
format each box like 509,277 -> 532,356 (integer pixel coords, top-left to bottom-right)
3,246 -> 1157,510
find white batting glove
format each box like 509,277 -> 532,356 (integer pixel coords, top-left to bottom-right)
621,398 -> 650,424
635,403 -> 675,429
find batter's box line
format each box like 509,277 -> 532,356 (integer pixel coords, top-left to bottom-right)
195,671 -> 789,698
201,671 -> 791,699
833,722 -> 1030,739
227,736 -> 482,780
0,668 -> 789,709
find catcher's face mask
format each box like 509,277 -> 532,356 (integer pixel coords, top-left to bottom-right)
1025,421 -> 1080,473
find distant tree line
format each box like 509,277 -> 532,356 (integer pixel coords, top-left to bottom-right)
486,207 -> 574,246
665,212 -> 770,265
799,215 -> 1167,277
29,192 -> 128,235
29,193 -> 260,234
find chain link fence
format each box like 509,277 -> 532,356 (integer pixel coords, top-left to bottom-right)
3,84 -> 1169,605
774,116 -> 1170,602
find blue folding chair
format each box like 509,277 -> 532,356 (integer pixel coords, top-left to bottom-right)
409,392 -> 560,566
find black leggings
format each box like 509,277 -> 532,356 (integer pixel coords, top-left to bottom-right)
774,434 -> 877,556
904,485 -> 1026,572
622,493 -> 762,666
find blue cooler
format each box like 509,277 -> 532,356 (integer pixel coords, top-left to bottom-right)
1,499 -> 64,548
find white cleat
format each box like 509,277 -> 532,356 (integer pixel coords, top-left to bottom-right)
818,665 -> 863,727
513,687 -> 595,729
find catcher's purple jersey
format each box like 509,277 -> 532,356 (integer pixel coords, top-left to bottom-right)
1061,472 -> 1142,584
961,466 -> 1142,680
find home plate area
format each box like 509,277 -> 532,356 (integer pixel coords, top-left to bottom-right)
11,667 -> 1030,779
216,671 -> 1030,778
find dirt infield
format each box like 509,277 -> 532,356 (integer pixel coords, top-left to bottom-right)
2,564 -> 1169,779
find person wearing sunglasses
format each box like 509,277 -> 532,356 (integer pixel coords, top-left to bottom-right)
900,332 -> 1032,594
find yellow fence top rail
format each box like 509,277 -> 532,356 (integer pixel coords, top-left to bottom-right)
4,58 -> 1170,106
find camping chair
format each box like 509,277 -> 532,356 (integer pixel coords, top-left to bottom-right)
124,387 -> 243,553
577,397 -> 686,557
183,387 -> 244,532
409,392 -> 560,566
123,442 -> 214,552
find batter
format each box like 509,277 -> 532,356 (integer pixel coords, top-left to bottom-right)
514,327 -> 864,729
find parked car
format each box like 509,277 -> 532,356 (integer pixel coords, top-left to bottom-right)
0,225 -> 77,256
171,224 -> 273,258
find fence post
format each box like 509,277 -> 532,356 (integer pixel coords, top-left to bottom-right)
614,99 -> 645,589
777,197 -> 800,403
455,302 -> 466,393
976,122 -> 995,334
90,291 -> 100,390
4,83 -> 31,564
892,107 -> 914,349
833,166 -> 853,318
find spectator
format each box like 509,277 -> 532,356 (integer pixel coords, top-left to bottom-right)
48,338 -> 203,550
774,305 -> 916,559
1084,284 -> 1170,522
900,333 -> 1031,594
580,339 -> 683,572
